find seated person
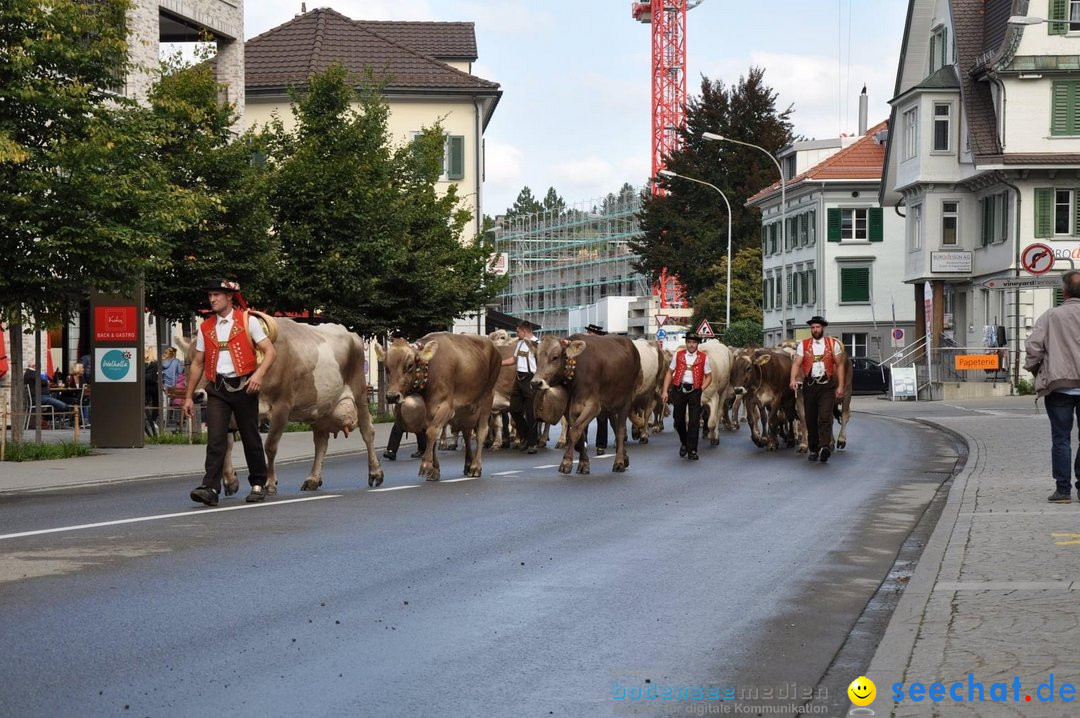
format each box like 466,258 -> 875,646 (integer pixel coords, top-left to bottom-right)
23,362 -> 70,417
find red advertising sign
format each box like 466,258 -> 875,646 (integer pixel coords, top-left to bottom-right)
94,306 -> 138,342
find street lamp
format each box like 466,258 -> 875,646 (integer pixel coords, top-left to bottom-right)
702,132 -> 788,340
657,169 -> 733,331
1007,15 -> 1047,25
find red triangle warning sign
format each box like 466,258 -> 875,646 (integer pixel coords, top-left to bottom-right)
696,319 -> 716,338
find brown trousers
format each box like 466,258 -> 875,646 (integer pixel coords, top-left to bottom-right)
802,377 -> 837,453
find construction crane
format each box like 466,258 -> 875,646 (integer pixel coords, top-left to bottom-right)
632,0 -> 702,309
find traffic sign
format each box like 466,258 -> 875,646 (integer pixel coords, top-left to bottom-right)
696,319 -> 716,338
655,314 -> 668,327
1021,243 -> 1055,275
656,329 -> 668,340
982,275 -> 1062,291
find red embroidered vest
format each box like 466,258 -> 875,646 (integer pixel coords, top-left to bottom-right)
800,336 -> 840,378
200,310 -> 258,381
673,349 -> 707,389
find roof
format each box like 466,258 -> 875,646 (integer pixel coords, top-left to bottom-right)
245,8 -> 499,94
747,120 -> 889,205
953,0 -> 1005,159
351,20 -> 477,62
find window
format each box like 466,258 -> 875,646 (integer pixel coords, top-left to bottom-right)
786,268 -> 794,307
842,333 -> 868,358
929,25 -> 948,73
807,210 -> 816,245
842,208 -> 868,240
839,265 -> 871,304
902,107 -> 918,160
827,207 -> 883,242
933,103 -> 951,152
412,132 -> 466,179
909,204 -> 923,251
800,270 -> 810,306
1048,0 -> 1080,33
807,267 -> 817,306
1051,81 -> 1080,136
774,274 -> 782,308
763,279 -> 770,310
980,192 -> 1009,246
941,201 -> 958,245
1034,187 -> 1079,237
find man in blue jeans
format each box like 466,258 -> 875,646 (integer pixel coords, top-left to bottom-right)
1025,270 -> 1080,503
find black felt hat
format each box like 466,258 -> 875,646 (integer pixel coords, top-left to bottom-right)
204,278 -> 240,293
685,332 -> 702,342
806,315 -> 829,327
585,323 -> 607,335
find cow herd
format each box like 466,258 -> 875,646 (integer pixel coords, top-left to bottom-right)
184,318 -> 853,495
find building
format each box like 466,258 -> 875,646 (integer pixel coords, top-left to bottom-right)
243,8 -> 500,250
882,0 -> 1080,394
748,111 -> 915,360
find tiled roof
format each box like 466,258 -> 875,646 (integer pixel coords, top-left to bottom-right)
980,153 -> 1080,165
914,64 -> 961,90
246,8 -> 498,93
954,0 -> 1003,158
352,20 -> 477,62
747,120 -> 889,205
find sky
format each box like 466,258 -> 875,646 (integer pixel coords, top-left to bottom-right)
244,1 -> 909,218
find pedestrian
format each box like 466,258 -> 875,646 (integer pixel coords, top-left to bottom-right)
660,332 -> 712,460
585,323 -> 613,455
789,316 -> 846,463
161,346 -> 184,390
1025,270 -> 1080,503
183,279 -> 277,506
502,319 -> 539,454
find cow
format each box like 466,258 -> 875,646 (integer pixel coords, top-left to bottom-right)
834,356 -> 853,449
629,339 -> 666,443
698,341 -> 734,446
531,334 -> 641,474
729,348 -> 804,451
376,332 -> 501,481
179,317 -> 385,495
487,330 -> 517,449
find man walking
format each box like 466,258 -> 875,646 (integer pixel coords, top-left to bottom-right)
503,319 -> 539,454
183,279 -> 277,506
1025,270 -> 1080,503
660,332 -> 712,460
790,316 -> 846,463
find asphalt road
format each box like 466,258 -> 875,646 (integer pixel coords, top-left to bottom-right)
0,411 -> 960,717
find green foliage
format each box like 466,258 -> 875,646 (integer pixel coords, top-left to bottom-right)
723,319 -> 764,348
2,440 -> 93,462
687,240 -> 765,329
542,187 -> 566,215
145,432 -> 207,445
1014,377 -> 1035,396
264,64 -> 500,336
504,186 -> 543,221
631,67 -> 794,300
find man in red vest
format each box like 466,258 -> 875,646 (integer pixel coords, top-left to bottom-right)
789,316 -> 846,463
660,332 -> 713,460
183,279 -> 277,506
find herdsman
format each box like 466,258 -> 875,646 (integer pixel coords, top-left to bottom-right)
789,316 -> 846,463
502,319 -> 539,454
183,279 -> 277,506
660,332 -> 712,460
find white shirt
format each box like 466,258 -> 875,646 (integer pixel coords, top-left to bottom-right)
515,338 -> 537,373
669,350 -> 711,385
195,309 -> 268,377
795,337 -> 843,379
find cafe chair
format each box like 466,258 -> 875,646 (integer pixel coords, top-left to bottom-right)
24,385 -> 58,431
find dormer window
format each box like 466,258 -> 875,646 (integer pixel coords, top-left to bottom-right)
929,25 -> 949,73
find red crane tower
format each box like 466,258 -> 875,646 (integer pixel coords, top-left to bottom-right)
632,0 -> 701,309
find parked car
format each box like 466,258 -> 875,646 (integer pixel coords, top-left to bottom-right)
851,356 -> 890,394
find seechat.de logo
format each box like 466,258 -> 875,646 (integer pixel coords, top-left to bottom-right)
100,349 -> 132,381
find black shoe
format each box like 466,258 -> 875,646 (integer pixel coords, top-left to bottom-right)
687,451 -> 699,460
596,446 -> 607,456
245,485 -> 266,503
259,421 -> 270,433
679,445 -> 687,457
527,445 -> 538,454
1048,491 -> 1072,504
819,448 -> 831,463
410,449 -> 424,459
808,451 -> 819,462
190,486 -> 219,506
382,450 -> 397,461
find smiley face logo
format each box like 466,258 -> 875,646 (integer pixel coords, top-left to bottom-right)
848,676 -> 876,706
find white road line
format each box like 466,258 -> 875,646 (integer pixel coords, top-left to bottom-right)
0,494 -> 342,541
491,470 -> 521,476
534,464 -> 562,469
368,485 -> 419,492
439,477 -> 478,483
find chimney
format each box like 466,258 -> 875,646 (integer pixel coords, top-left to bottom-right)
301,2 -> 307,12
858,85 -> 868,136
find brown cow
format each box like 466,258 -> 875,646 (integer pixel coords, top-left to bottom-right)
729,348 -> 803,451
376,332 -> 500,481
531,334 -> 641,474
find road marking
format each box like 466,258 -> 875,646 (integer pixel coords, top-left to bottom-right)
0,495 -> 342,541
492,470 -> 521,476
439,477 -> 478,483
1053,532 -> 1080,545
534,464 -> 563,469
368,485 -> 419,492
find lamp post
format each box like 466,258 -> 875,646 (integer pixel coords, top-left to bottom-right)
1007,15 -> 1048,25
657,169 -> 733,331
702,132 -> 788,340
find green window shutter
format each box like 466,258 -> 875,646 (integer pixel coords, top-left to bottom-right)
1075,190 -> 1080,236
827,208 -> 842,242
1035,188 -> 1054,237
1050,0 -> 1068,34
868,207 -> 884,241
840,267 -> 870,303
1055,287 -> 1064,306
447,135 -> 465,179
1051,81 -> 1077,135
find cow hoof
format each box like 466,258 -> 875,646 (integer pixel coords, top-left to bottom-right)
797,446 -> 808,454
612,463 -> 627,473
639,436 -> 649,444
710,437 -> 720,446
576,462 -> 591,475
368,470 -> 384,488
223,482 -> 239,497
558,460 -> 573,474
837,440 -> 846,450
555,441 -> 566,449
300,478 -> 322,491
465,466 -> 482,478
266,484 -> 278,496
420,465 -> 440,481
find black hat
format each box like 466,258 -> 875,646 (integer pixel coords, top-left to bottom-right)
806,315 -> 829,327
585,323 -> 606,335
685,332 -> 702,342
204,278 -> 240,293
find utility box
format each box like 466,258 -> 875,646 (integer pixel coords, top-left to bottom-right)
89,287 -> 145,448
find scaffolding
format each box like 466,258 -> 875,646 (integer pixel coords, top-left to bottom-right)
493,189 -> 650,335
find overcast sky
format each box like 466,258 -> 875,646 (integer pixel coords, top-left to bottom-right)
245,1 -> 908,217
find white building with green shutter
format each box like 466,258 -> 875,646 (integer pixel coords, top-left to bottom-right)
747,118 -> 914,359
881,0 -> 1080,386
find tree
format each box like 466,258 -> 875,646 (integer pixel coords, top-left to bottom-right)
630,67 -> 794,298
541,186 -> 566,216
689,246 -> 763,330
503,186 -> 543,222
264,64 -> 500,336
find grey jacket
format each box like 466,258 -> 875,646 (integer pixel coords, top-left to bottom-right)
1024,297 -> 1080,396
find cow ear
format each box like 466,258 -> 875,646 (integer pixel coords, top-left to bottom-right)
755,354 -> 772,366
373,342 -> 386,362
418,341 -> 439,362
565,340 -> 587,359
